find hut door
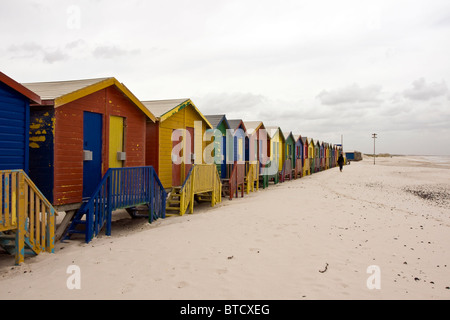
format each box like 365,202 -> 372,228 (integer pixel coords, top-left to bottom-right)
184,127 -> 194,179
109,116 -> 124,168
83,112 -> 103,198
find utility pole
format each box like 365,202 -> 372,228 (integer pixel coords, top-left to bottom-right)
372,133 -> 377,165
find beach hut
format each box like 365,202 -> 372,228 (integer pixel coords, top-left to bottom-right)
345,151 -> 363,162
221,119 -> 247,199
204,114 -> 230,179
328,143 -> 333,169
283,132 -> 295,181
309,138 -> 315,174
293,134 -> 303,179
243,121 -> 271,169
302,137 -> 309,176
22,77 -> 157,208
243,121 -> 271,189
323,142 -> 329,170
330,144 -> 333,168
22,77 -> 167,244
266,126 -> 285,182
0,72 -> 58,264
0,72 -> 41,172
320,141 -> 325,171
315,140 -> 321,173
227,119 -> 247,164
143,98 -> 212,189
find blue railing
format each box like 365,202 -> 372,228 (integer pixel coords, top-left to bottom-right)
63,166 -> 166,243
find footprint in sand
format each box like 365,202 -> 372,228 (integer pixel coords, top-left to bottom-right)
216,268 -> 228,275
177,281 -> 189,288
121,283 -> 135,294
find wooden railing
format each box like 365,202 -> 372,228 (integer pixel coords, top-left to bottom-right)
213,166 -> 222,205
179,167 -> 194,216
228,162 -> 245,200
245,161 -> 259,194
294,158 -> 303,179
0,170 -> 55,265
259,163 -> 269,189
180,164 -> 222,214
63,166 -> 166,243
280,159 -> 292,182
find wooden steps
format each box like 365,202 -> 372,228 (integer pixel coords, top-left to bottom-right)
166,186 -> 182,213
0,231 -> 38,257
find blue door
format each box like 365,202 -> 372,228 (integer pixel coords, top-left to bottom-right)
221,136 -> 227,179
83,112 -> 103,198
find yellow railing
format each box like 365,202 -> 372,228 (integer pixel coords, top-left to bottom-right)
246,161 -> 259,194
0,170 -> 55,265
179,164 -> 222,215
179,168 -> 193,216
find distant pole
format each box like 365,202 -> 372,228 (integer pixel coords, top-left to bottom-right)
372,133 -> 377,165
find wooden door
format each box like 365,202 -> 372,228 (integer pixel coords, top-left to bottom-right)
83,112 -> 103,198
109,116 -> 124,168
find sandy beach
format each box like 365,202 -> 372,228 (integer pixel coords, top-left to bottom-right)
0,155 -> 449,300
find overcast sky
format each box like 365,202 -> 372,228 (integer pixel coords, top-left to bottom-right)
2,0 -> 449,155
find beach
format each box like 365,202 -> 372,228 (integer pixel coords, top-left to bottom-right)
0,155 -> 449,300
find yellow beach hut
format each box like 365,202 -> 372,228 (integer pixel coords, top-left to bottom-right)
266,126 -> 285,179
143,98 -> 213,189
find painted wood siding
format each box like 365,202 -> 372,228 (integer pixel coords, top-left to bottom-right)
145,120 -> 159,173
0,82 -> 29,172
214,121 -> 227,175
295,140 -> 303,167
52,86 -> 147,206
286,136 -> 295,168
278,133 -> 284,172
269,131 -> 284,172
28,106 -> 54,203
157,104 -> 207,189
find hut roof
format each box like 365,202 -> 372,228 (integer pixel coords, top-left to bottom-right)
0,71 -> 41,104
284,131 -> 295,142
22,77 -> 156,121
142,98 -> 212,129
243,120 -> 271,140
265,126 -> 285,142
243,121 -> 263,133
227,119 -> 246,132
293,134 -> 303,144
204,114 -> 230,129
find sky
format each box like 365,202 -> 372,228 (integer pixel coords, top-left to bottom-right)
1,0 -> 450,155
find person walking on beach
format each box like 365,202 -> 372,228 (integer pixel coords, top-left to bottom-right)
338,154 -> 344,172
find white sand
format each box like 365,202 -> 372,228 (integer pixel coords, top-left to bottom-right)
0,156 -> 449,300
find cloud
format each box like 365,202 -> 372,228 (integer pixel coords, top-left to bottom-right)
8,42 -> 42,58
403,77 -> 448,101
92,45 -> 140,59
196,92 -> 267,118
42,49 -> 68,63
8,42 -> 67,63
316,83 -> 382,105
